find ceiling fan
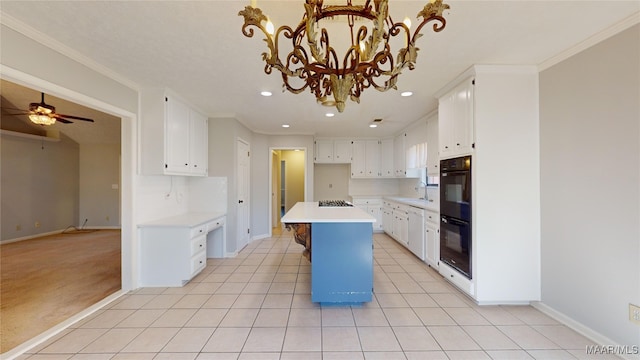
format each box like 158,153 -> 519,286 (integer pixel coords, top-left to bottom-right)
6,92 -> 95,126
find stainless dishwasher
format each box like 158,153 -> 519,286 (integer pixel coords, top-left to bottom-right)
407,206 -> 425,261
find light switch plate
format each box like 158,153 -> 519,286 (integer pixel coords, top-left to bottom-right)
630,303 -> 640,325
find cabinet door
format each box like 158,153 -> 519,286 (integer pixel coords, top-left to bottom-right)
165,96 -> 191,174
351,140 -> 367,177
425,222 -> 439,268
380,139 -> 394,177
394,133 -> 406,177
190,110 -> 208,175
315,139 -> 334,163
438,90 -> 455,158
439,77 -> 474,158
365,140 -> 381,177
368,205 -> 382,231
426,117 -> 439,175
333,139 -> 352,163
453,78 -> 474,155
382,207 -> 393,234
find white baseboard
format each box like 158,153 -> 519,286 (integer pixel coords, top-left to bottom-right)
0,290 -> 126,360
532,302 -> 639,360
1,227 -> 122,245
251,233 -> 270,241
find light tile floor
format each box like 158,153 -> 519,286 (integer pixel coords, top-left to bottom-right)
19,232 -> 614,360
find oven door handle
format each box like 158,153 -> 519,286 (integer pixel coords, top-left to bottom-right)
441,216 -> 469,226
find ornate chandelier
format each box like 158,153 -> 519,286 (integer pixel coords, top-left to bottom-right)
239,0 -> 449,113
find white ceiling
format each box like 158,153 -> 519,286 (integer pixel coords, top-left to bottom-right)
1,1 -> 638,139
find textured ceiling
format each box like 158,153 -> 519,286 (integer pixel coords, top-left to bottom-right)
1,1 -> 638,139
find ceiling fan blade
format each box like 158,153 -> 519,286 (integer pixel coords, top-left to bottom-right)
56,114 -> 94,122
56,118 -> 73,124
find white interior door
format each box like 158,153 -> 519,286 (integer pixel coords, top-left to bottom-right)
236,139 -> 250,251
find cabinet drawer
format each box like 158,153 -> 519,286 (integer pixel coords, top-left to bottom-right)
190,252 -> 206,276
426,210 -> 439,224
190,224 -> 207,238
206,218 -> 224,232
191,235 -> 206,256
439,262 -> 474,297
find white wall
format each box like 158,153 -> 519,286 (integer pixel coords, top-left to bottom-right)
539,24 -> 640,347
208,117 -> 253,253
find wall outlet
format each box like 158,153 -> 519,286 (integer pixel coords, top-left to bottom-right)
34,221 -> 41,228
106,216 -> 110,222
16,224 -> 22,231
630,303 -> 640,325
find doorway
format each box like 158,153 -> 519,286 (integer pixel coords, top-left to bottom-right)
270,148 -> 306,236
0,71 -> 134,356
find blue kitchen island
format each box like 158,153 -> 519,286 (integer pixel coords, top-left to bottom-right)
282,201 -> 376,305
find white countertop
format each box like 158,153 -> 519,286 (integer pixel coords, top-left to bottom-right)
384,196 -> 440,212
138,212 -> 226,228
282,202 -> 376,223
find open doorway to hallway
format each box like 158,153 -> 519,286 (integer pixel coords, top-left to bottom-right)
270,149 -> 306,236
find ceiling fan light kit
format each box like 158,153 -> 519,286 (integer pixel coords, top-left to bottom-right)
239,0 -> 449,113
13,92 -> 96,126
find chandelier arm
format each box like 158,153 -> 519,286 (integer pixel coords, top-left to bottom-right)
239,0 -> 449,113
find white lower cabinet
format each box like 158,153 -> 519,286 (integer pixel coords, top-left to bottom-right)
139,213 -> 226,287
425,209 -> 439,269
353,198 -> 382,231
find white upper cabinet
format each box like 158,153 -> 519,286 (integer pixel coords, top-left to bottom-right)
426,113 -> 439,175
380,138 -> 394,178
351,139 -> 381,178
189,110 -> 209,176
438,77 -> 474,159
314,138 -> 352,164
140,88 -> 208,176
393,133 -> 406,177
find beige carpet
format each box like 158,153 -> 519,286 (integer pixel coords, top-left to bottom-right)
0,229 -> 121,353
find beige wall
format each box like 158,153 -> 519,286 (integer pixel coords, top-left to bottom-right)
314,164 -> 350,201
79,143 -> 120,227
1,133 -> 80,241
539,24 -> 639,346
281,150 -> 305,212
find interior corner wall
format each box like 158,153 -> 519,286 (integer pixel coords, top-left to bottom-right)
79,143 -> 121,228
1,134 -> 80,241
539,24 -> 640,347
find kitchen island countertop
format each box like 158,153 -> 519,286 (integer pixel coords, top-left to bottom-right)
281,202 -> 376,223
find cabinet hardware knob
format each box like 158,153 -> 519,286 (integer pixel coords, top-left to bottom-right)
451,274 -> 454,278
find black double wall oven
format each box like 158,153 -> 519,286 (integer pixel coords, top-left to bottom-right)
439,156 -> 472,279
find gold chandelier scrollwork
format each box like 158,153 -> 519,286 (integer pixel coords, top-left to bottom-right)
239,0 -> 449,113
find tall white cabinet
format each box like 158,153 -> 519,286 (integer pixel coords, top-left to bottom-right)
140,88 -> 208,176
435,65 -> 541,304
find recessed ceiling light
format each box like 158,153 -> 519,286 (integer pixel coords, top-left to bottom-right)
369,124 -> 378,128
261,91 -> 273,97
325,113 -> 335,117
282,124 -> 290,128
401,91 -> 413,97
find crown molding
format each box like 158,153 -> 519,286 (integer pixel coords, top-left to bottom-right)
0,11 -> 140,91
538,11 -> 640,72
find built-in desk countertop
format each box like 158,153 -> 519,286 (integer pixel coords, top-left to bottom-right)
138,212 -> 226,228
